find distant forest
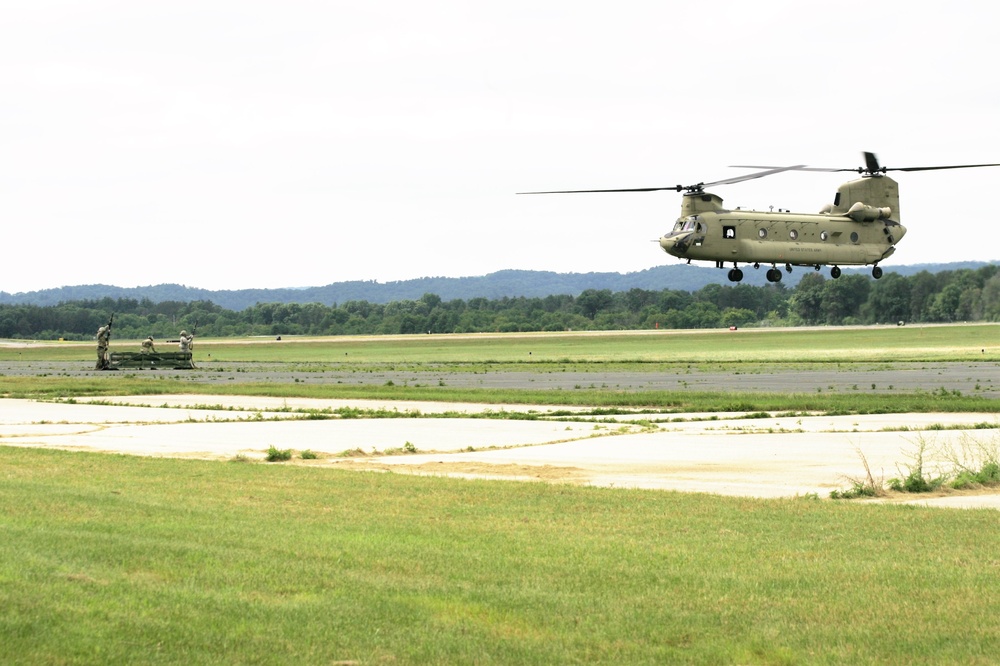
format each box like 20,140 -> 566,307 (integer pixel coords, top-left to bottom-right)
3,265 -> 999,340
3,262 -> 995,310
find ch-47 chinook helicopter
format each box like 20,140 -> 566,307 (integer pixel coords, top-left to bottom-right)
521,152 -> 1000,283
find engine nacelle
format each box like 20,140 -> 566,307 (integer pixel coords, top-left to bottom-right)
847,201 -> 892,222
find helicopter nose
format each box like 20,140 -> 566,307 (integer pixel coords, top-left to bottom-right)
660,230 -> 694,256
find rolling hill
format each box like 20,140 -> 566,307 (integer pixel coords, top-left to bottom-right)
1,262 -> 994,311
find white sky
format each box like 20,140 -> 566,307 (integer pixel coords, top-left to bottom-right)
2,1 -> 999,293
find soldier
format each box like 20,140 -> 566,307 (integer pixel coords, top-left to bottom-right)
179,330 -> 196,368
95,325 -> 111,370
141,336 -> 157,354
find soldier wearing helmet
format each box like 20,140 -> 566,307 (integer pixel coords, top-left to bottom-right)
95,325 -> 111,370
179,330 -> 196,367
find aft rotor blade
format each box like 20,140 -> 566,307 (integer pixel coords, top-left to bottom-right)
733,151 -> 883,174
889,163 -> 1000,172
732,159 -> 1000,175
864,151 -> 881,173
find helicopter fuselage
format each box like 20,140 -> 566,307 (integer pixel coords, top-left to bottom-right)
659,176 -> 907,282
521,155 -> 1000,283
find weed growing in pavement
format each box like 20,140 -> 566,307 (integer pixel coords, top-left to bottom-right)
833,431 -> 1000,498
831,446 -> 885,499
939,432 -> 1000,490
887,435 -> 946,493
265,445 -> 293,462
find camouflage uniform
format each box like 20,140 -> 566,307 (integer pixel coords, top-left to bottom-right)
179,330 -> 196,368
95,325 -> 111,370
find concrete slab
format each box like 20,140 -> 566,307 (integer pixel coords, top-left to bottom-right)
0,398 -> 299,425
0,398 -> 619,459
4,396 -> 999,509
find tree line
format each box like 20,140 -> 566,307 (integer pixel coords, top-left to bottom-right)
2,266 -> 998,341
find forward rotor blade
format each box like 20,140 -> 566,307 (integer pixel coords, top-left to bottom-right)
518,185 -> 682,194
518,165 -> 806,195
730,164 -> 840,172
702,165 -> 807,187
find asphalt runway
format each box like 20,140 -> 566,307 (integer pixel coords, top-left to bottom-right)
3,360 -> 1000,396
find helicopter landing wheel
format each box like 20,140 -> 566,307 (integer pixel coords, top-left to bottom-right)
766,268 -> 782,283
872,266 -> 883,279
785,263 -> 792,273
831,266 -> 842,279
753,262 -> 760,270
727,268 -> 744,282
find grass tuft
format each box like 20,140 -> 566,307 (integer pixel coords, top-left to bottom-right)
265,445 -> 293,462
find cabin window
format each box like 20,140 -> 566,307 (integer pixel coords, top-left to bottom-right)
850,232 -> 859,243
758,228 -> 767,239
789,230 -> 799,240
820,231 -> 829,241
834,192 -> 841,206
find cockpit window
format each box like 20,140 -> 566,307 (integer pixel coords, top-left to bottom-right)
672,218 -> 699,233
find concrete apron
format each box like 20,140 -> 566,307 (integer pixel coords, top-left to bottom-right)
3,396 -> 998,510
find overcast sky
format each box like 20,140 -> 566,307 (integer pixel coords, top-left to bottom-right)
2,1 -> 998,294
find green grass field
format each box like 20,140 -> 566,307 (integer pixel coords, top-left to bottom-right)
3,447 -> 999,665
6,322 -> 999,363
3,325 -> 1000,664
